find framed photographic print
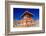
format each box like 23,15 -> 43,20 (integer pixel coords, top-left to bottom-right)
5,1 -> 45,36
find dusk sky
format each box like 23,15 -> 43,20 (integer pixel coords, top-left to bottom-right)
13,8 -> 39,20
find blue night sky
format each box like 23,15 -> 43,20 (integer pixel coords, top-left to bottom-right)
13,8 -> 39,20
